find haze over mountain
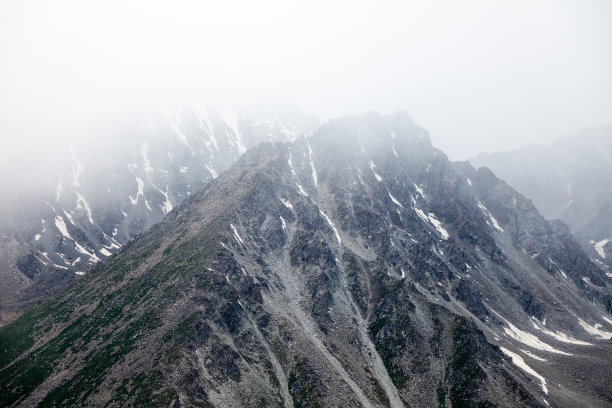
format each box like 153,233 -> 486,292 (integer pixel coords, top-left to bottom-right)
2,1 -> 612,163
1,112 -> 611,407
1,2 -> 612,407
470,126 -> 612,272
0,102 -> 317,324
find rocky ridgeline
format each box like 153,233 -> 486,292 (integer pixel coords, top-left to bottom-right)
1,112 -> 611,407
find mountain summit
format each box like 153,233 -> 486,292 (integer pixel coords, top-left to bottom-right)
1,112 -> 611,407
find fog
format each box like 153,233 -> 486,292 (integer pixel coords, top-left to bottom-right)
1,0 -> 611,164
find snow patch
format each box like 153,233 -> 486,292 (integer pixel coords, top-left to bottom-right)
74,241 -> 100,262
204,164 -> 218,179
100,248 -> 112,257
280,198 -> 293,209
319,210 -> 341,244
128,174 -> 152,210
477,201 -> 504,232
76,191 -> 94,224
141,142 -> 153,177
161,198 -> 173,214
578,319 -> 612,339
601,315 -> 612,326
71,154 -> 84,188
35,233 -> 41,241
129,175 -> 144,205
63,211 -> 76,225
280,216 -> 286,231
519,349 -> 547,361
368,161 -> 383,182
55,216 -> 72,239
582,276 -> 594,286
415,208 -> 449,240
467,178 -> 472,186
392,145 -> 399,158
500,347 -> 548,394
307,142 -> 318,186
230,224 -> 244,245
413,183 -> 424,197
167,112 -> 195,155
179,166 -> 188,173
530,319 -> 592,345
388,192 -> 403,208
288,155 -> 296,176
502,318 -> 570,355
595,239 -> 609,258
149,183 -> 173,215
39,252 -> 52,263
194,103 -> 218,151
296,183 -> 308,196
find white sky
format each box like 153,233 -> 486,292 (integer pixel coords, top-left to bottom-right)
1,0 -> 611,163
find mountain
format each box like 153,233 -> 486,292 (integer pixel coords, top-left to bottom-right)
1,112 -> 611,407
0,102 -> 317,323
469,126 -> 612,273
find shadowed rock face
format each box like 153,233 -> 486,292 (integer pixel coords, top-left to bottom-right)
1,112 -> 611,407
469,125 -> 612,273
0,103 -> 317,323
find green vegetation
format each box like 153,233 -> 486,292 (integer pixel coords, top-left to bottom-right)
446,318 -> 488,408
369,316 -> 388,338
38,310 -> 160,407
365,368 -> 391,408
0,303 -> 50,367
369,312 -> 410,389
288,360 -> 322,408
107,371 -> 177,407
0,213 -> 223,406
437,384 -> 446,408
161,312 -> 199,365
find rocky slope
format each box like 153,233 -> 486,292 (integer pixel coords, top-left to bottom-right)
0,102 -> 317,323
1,112 -> 611,407
470,126 -> 612,273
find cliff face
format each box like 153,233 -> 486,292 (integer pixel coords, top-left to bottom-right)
1,112 -> 611,407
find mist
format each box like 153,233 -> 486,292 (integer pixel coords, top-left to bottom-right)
1,0 -> 612,164
3,3 -> 612,400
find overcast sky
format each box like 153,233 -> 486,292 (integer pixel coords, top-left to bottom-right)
1,0 -> 611,163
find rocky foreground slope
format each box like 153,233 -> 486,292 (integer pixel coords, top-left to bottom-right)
0,102 -> 316,323
1,112 -> 611,407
